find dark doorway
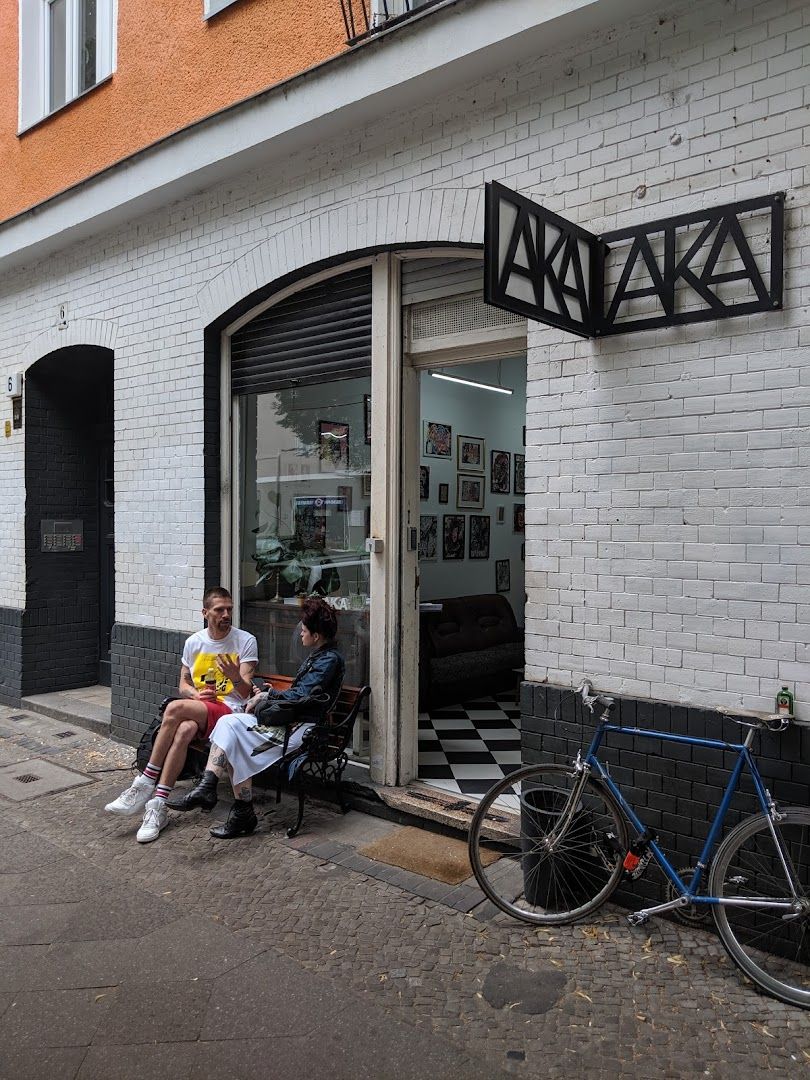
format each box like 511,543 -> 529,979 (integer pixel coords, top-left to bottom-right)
23,346 -> 114,693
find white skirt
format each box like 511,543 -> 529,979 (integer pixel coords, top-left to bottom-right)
210,711 -> 313,786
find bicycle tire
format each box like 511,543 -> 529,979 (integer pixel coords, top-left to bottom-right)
468,763 -> 629,925
709,807 -> 810,1009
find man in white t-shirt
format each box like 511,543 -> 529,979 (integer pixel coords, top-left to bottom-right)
105,586 -> 258,843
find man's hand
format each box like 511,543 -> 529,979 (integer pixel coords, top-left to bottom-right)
245,690 -> 269,715
198,687 -> 218,702
216,653 -> 242,685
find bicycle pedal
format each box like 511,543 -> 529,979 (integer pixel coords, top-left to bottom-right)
626,912 -> 648,926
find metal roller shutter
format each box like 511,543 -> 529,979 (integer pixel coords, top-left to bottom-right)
400,257 -> 483,305
231,267 -> 372,395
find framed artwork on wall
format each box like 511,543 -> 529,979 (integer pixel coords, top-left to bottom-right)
496,506 -> 505,524
490,450 -> 511,493
495,558 -> 511,593
438,483 -> 449,504
457,435 -> 485,472
364,394 -> 372,445
442,515 -> 465,559
319,421 -> 349,470
361,471 -> 372,497
513,503 -> 525,532
420,465 -> 430,500
419,515 -> 437,560
457,473 -> 485,510
469,515 -> 490,560
423,420 -> 452,458
514,453 -> 525,495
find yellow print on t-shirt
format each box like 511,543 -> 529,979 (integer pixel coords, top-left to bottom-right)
191,653 -> 239,701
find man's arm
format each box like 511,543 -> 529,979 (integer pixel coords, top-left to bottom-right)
179,664 -> 203,700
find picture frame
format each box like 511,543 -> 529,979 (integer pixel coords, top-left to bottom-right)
319,420 -> 349,470
423,420 -> 452,458
361,471 -> 372,498
456,473 -> 485,510
419,515 -> 438,560
513,503 -> 525,533
438,483 -> 449,504
419,465 -> 430,500
457,435 -> 485,472
364,394 -> 372,445
490,450 -> 511,494
442,515 -> 466,560
336,484 -> 352,513
496,506 -> 505,524
514,453 -> 525,496
469,515 -> 490,560
495,558 -> 511,593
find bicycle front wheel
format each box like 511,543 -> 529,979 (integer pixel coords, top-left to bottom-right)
468,763 -> 628,925
709,807 -> 810,1009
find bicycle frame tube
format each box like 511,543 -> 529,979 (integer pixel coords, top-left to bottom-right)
582,719 -> 775,901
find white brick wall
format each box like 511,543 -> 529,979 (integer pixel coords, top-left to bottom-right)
0,0 -> 808,714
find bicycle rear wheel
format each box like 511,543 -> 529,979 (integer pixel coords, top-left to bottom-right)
709,808 -> 810,1009
468,763 -> 628,925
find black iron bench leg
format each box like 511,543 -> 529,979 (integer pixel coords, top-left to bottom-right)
286,769 -> 306,838
335,766 -> 349,815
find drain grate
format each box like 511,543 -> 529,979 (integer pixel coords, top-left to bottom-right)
53,730 -> 76,739
15,774 -> 41,784
8,714 -> 28,722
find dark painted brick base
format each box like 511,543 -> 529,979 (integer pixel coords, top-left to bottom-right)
521,681 -> 810,909
0,607 -> 23,706
111,623 -> 189,745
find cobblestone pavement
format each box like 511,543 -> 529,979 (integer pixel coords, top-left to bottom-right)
0,706 -> 808,1078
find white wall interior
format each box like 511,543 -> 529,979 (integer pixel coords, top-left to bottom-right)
418,356 -> 526,624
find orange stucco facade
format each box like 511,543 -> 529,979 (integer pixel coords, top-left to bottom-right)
0,0 -> 350,224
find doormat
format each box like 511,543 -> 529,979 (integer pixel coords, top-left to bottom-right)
358,825 -> 498,885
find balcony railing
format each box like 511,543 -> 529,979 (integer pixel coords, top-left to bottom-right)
338,1 -> 443,45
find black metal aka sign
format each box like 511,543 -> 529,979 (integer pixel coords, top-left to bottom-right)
484,181 -> 783,338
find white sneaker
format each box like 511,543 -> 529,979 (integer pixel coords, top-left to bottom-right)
136,798 -> 169,843
105,776 -> 155,816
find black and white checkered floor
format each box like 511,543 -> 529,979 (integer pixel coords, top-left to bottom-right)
418,692 -> 521,797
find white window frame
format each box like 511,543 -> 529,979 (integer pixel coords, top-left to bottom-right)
18,0 -> 117,133
203,0 -> 241,19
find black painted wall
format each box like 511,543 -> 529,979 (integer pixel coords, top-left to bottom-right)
111,623 -> 189,744
0,608 -> 23,706
521,682 -> 810,908
23,347 -> 113,694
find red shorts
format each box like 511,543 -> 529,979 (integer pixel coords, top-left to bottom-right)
202,700 -> 232,739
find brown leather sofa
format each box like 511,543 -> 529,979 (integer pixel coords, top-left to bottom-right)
418,593 -> 524,711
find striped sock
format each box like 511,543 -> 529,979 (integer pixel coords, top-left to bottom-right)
154,783 -> 173,801
143,761 -> 161,782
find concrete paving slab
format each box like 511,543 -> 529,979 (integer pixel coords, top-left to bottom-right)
22,691 -> 111,738
0,831 -> 72,874
0,758 -> 93,802
0,1043 -> 86,1080
0,939 -> 131,992
0,858 -> 112,904
205,948 -> 344,1040
92,979 -> 212,1045
0,987 -> 116,1047
131,915 -> 265,983
0,885 -> 178,945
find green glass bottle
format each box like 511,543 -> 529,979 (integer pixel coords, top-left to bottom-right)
775,686 -> 794,717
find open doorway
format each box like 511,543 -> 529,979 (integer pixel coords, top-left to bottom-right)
415,355 -> 526,797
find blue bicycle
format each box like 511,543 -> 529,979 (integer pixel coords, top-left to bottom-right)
468,681 -> 810,1008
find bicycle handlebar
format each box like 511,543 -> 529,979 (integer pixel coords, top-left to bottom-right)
576,679 -> 791,733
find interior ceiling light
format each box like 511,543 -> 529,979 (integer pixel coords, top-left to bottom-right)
430,372 -> 513,395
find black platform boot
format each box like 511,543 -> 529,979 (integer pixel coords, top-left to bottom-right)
167,770 -> 219,812
209,799 -> 258,839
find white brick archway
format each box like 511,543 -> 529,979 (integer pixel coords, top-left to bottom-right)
20,318 -> 118,371
196,189 -> 484,325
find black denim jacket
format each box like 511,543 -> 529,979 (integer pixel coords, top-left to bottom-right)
263,643 -> 345,721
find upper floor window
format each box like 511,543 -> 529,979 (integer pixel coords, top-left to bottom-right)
19,0 -> 116,133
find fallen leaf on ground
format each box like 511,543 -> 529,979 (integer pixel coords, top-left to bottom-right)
666,954 -> 686,966
574,989 -> 593,1003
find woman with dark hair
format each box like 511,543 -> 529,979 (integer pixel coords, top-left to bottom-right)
171,597 -> 344,839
